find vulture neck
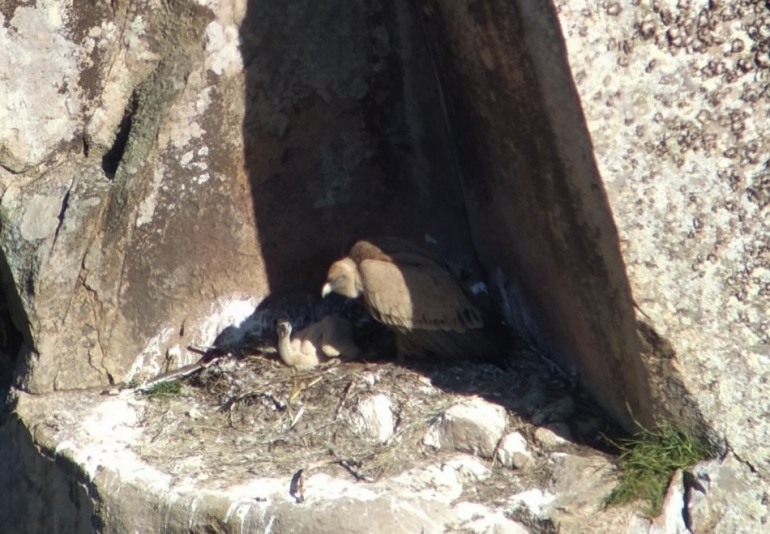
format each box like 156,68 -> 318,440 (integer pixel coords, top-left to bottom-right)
277,329 -> 299,366
354,273 -> 364,296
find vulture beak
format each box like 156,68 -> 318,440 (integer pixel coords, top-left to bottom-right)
321,283 -> 333,298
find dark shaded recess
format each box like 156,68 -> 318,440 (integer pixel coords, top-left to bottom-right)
0,253 -> 30,393
102,93 -> 137,179
411,0 -> 659,434
236,0 -> 656,439
236,0 -> 530,375
0,296 -> 23,393
637,321 -> 721,449
359,3 -> 408,184
0,418 -> 97,532
239,0 -> 474,299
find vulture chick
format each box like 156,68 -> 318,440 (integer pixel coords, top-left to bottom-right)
321,237 -> 499,361
276,315 -> 361,370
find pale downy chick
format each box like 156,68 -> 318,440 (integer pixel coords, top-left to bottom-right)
275,315 -> 361,369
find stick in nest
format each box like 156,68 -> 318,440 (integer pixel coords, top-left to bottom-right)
289,375 -> 324,402
135,346 -> 233,393
336,458 -> 374,483
219,391 -> 288,413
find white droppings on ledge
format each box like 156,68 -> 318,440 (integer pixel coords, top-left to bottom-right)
127,296 -> 258,382
304,473 -> 380,503
454,502 -> 529,534
224,501 -> 253,531
45,393 -> 176,494
127,325 -> 178,382
197,296 -> 260,346
203,20 -> 243,77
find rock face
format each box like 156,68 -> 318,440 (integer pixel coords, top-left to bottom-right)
686,454 -> 770,532
496,432 -> 532,470
1,0 -> 769,531
422,396 -> 507,458
0,0 -> 471,392
555,0 -> 770,476
1,0 -> 265,392
419,0 -> 655,432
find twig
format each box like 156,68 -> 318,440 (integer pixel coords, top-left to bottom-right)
336,458 -> 374,483
334,380 -> 355,419
288,407 -> 306,430
290,376 -> 324,402
136,353 -> 227,392
188,344 -> 219,355
220,391 -> 287,413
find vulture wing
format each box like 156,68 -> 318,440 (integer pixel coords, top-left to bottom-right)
357,257 -> 482,332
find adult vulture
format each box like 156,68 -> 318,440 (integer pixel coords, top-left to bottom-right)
321,237 -> 500,361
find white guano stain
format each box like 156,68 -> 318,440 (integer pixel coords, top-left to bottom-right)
127,296 -> 258,382
203,20 -> 243,77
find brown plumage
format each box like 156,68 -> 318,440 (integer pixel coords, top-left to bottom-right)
276,316 -> 361,370
321,237 -> 499,361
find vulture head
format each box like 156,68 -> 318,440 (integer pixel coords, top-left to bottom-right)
322,258 -> 361,299
275,318 -> 293,339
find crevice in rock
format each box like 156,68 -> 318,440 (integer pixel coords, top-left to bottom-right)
636,321 -> 721,448
81,135 -> 90,158
0,161 -> 25,175
0,254 -> 30,393
105,61 -> 185,235
24,271 -> 34,298
731,450 -> 760,475
101,94 -> 137,180
51,184 -> 73,250
681,468 -> 704,531
0,296 -> 23,392
104,2 -> 212,236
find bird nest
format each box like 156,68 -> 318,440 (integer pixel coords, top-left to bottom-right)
129,241 -> 622,510
133,342 -> 613,495
201,356 -> 454,479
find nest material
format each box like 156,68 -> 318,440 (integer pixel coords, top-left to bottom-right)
134,335 -> 614,491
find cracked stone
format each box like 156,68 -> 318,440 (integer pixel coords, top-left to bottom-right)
685,454 -> 770,533
423,396 -> 507,458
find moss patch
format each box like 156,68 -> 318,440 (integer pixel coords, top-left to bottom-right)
142,380 -> 183,399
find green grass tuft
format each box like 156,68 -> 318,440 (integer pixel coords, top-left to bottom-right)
604,423 -> 713,517
142,380 -> 183,399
